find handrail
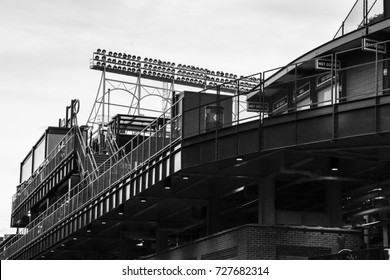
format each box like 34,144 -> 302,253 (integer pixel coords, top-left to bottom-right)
2,98 -> 183,259
11,127 -> 76,214
333,0 -> 359,38
5,39 -> 390,259
334,0 -> 384,39
75,126 -> 99,180
105,126 -> 119,161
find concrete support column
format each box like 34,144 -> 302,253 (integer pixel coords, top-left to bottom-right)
363,215 -> 370,248
119,237 -> 129,259
326,183 -> 343,227
156,229 -> 168,252
258,176 -> 275,225
383,224 -> 389,247
207,199 -> 220,235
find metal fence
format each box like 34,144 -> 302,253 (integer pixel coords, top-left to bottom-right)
3,38 -> 390,259
11,128 -> 75,214
260,41 -> 389,119
2,99 -> 182,259
334,0 -> 384,39
261,55 -> 336,116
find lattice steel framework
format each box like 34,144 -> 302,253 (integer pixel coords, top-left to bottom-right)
87,49 -> 260,132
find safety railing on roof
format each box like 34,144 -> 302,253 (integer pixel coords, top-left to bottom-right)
11,128 -> 75,214
260,39 -> 390,119
2,98 -> 183,259
4,39 -> 390,259
334,0 -> 384,39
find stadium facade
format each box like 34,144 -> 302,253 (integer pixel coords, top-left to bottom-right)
1,0 -> 390,260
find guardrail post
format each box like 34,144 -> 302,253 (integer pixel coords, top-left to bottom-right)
294,64 -> 298,145
375,45 -> 379,133
331,52 -> 337,140
362,0 -> 369,29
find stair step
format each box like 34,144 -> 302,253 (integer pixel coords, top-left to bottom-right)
93,154 -> 111,174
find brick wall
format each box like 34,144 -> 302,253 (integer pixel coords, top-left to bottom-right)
246,225 -> 361,259
146,224 -> 362,260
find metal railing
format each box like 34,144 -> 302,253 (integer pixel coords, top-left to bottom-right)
4,39 -> 390,259
260,40 -> 390,119
2,99 -> 183,259
74,126 -> 99,181
334,0 -> 384,39
11,128 -> 75,214
105,126 -> 120,159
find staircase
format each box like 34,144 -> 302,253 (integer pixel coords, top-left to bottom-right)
93,154 -> 110,175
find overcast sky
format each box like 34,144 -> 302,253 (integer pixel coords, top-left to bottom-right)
0,0 -> 356,237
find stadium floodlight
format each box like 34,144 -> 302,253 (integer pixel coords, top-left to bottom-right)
91,49 -> 246,91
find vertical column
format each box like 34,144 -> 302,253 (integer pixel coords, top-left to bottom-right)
258,177 -> 275,225
207,199 -> 220,234
363,215 -> 370,248
383,224 -> 389,248
156,229 -> 168,252
326,183 -> 343,227
119,236 -> 130,259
